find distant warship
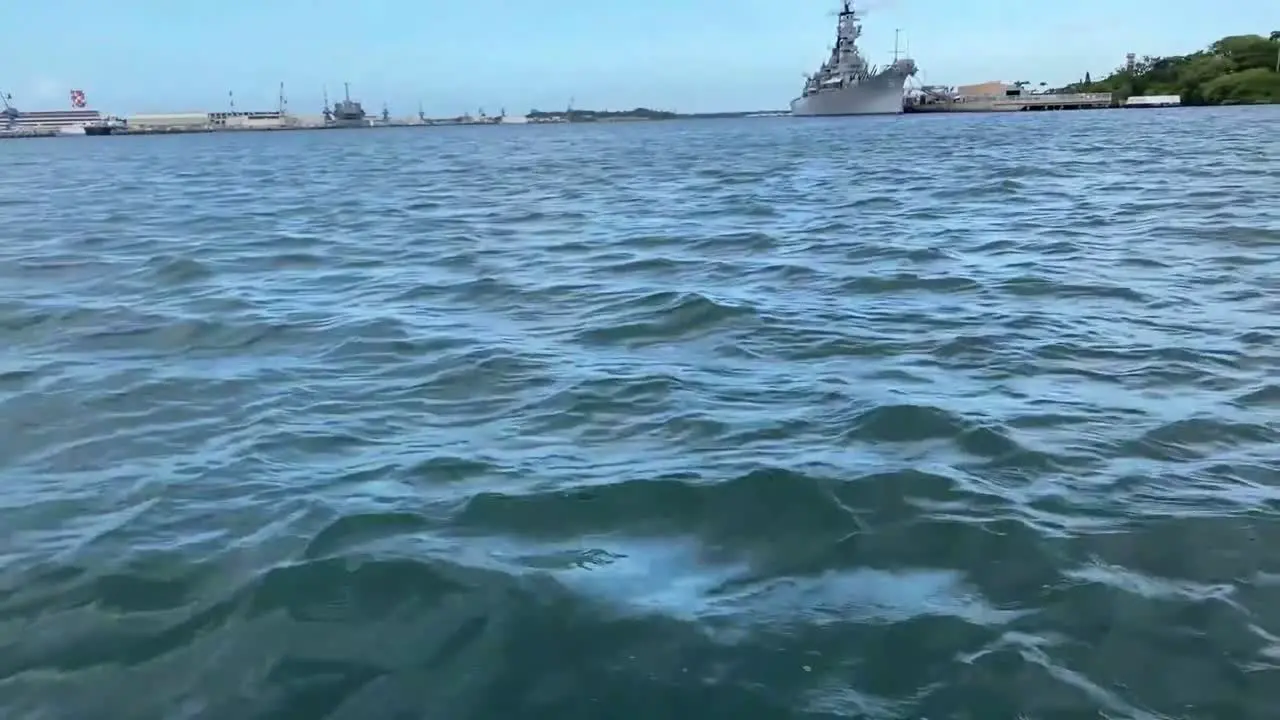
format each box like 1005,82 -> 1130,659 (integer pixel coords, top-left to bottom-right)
325,82 -> 368,127
791,0 -> 917,116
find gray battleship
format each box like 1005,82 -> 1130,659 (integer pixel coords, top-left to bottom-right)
791,0 -> 917,116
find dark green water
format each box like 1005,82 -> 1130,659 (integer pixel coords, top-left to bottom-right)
1,107 -> 1278,719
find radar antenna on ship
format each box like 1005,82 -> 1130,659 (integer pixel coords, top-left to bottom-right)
826,0 -> 855,19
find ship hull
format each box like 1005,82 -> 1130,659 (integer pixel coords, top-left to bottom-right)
790,71 -> 910,116
326,117 -> 369,128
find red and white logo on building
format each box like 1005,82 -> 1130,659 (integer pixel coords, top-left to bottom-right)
70,89 -> 86,108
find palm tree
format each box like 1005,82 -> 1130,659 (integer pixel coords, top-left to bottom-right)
1270,30 -> 1279,42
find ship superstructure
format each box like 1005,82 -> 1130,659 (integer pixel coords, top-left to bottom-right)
791,0 -> 917,116
325,82 -> 368,128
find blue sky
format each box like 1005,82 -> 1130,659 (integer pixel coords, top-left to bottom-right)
3,0 -> 1277,115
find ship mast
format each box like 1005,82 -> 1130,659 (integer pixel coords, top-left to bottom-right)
834,0 -> 865,82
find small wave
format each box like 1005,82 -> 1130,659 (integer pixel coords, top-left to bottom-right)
574,290 -> 759,346
1122,417 -> 1279,462
140,253 -> 214,284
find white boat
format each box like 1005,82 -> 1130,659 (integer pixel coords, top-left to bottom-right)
791,0 -> 917,116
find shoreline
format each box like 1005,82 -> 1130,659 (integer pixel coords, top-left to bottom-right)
1,103 -> 1273,140
0,113 -> 791,139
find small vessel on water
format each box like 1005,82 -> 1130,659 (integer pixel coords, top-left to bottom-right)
791,0 -> 917,116
82,116 -> 127,135
324,82 -> 368,128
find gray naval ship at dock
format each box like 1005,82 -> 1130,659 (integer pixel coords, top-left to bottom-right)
791,0 -> 917,116
323,82 -> 369,128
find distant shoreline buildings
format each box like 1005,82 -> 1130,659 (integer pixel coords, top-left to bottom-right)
1,81 -> 789,138
8,36 -> 1274,138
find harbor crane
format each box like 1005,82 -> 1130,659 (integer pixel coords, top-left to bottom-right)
0,88 -> 17,128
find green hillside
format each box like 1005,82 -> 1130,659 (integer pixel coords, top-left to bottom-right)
1066,32 -> 1280,105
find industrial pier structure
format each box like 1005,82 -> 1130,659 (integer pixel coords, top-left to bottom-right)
906,80 -> 1114,113
114,87 -> 522,134
130,82 -> 320,132
128,109 -> 296,131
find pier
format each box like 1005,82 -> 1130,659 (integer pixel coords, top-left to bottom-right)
906,80 -> 1115,113
0,81 -> 541,139
905,92 -> 1114,113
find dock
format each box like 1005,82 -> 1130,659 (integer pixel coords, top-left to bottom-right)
1,114 -> 521,139
906,91 -> 1114,113
0,80 -> 538,139
905,79 -> 1116,114
1123,95 -> 1182,108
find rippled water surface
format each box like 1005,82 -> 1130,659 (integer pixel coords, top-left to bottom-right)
2,107 -> 1279,719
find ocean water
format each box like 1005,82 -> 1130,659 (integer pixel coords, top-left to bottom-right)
1,106 -> 1278,719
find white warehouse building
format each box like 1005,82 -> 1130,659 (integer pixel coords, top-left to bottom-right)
126,112 -> 210,128
127,110 -> 292,130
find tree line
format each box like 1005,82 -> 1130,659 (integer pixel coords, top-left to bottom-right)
1067,32 -> 1280,105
